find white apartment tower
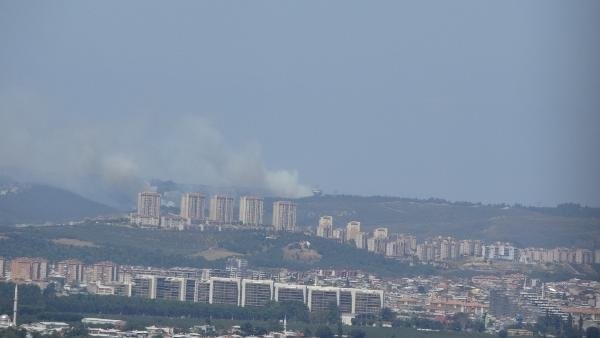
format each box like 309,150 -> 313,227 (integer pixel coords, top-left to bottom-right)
209,195 -> 235,224
272,201 -> 297,231
317,216 -> 333,238
137,192 -> 161,218
180,192 -> 206,221
373,227 -> 388,239
239,196 -> 264,226
346,221 -> 361,243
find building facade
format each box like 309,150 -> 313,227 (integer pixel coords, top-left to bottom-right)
239,196 -> 264,226
272,201 -> 297,231
346,221 -> 361,244
10,257 -> 48,282
56,259 -> 85,285
209,195 -> 235,224
316,216 -> 333,238
180,192 -> 205,222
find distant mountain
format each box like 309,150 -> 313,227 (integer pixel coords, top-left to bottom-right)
0,182 -> 116,225
291,195 -> 600,249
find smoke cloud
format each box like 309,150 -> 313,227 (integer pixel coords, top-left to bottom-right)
0,89 -> 312,207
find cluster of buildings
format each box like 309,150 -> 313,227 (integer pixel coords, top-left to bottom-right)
315,216 -> 600,266
0,256 -> 119,285
316,217 -> 515,263
2,253 -> 600,335
130,191 -> 297,231
0,256 -> 383,319
519,247 -> 599,265
382,272 -> 600,333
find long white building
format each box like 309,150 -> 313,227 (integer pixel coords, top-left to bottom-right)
109,276 -> 383,315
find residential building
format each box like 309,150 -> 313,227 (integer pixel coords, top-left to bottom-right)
210,277 -> 241,306
180,192 -> 205,222
274,283 -> 306,303
10,257 -> 48,282
160,213 -> 187,230
355,232 -> 368,249
345,221 -> 361,244
316,216 -> 333,238
241,279 -> 273,307
332,228 -> 344,240
272,201 -> 297,231
306,286 -> 383,315
56,259 -> 85,285
239,196 -> 264,226
485,242 -> 516,261
131,276 -> 155,299
132,191 -> 161,226
373,227 -> 388,239
209,195 -> 234,224
137,191 -> 161,218
155,277 -> 185,301
87,261 -> 119,284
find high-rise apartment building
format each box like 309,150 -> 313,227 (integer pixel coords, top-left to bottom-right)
10,257 -> 48,282
373,227 -> 388,239
180,192 -> 205,221
209,195 -> 234,224
56,259 -> 85,285
346,221 -> 361,244
137,192 -> 161,218
316,216 -> 333,238
239,196 -> 264,226
87,261 -> 119,284
272,201 -> 297,231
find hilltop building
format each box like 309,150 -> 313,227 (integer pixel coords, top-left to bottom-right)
131,191 -> 161,226
180,192 -> 206,222
239,196 -> 264,226
316,216 -> 333,238
209,195 -> 234,224
346,221 -> 361,244
272,201 -> 297,231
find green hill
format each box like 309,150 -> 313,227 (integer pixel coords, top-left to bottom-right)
291,195 -> 600,248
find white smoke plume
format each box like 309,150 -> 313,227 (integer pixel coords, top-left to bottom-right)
0,89 -> 312,207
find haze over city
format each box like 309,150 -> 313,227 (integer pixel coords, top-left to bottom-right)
2,2 -> 600,338
1,1 -> 599,206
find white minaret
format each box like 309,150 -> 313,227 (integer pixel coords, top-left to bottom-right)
12,284 -> 18,327
283,315 -> 287,333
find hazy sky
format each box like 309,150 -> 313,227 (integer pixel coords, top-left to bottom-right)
1,1 -> 599,206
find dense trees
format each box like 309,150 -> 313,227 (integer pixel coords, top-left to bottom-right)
350,328 -> 367,338
587,327 -> 600,338
315,325 -> 334,338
